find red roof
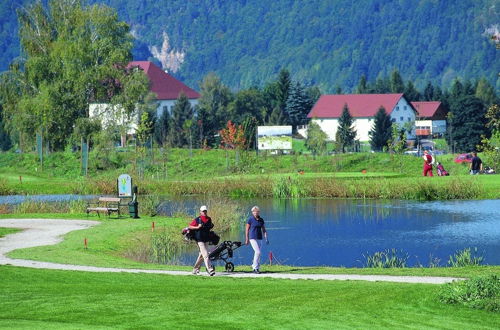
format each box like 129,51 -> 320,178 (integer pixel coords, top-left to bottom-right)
127,61 -> 200,100
411,101 -> 443,118
307,94 -> 405,118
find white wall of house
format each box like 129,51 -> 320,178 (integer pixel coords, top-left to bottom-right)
155,99 -> 199,119
89,103 -> 138,135
311,117 -> 374,141
415,119 -> 447,134
311,98 -> 417,142
389,97 -> 416,139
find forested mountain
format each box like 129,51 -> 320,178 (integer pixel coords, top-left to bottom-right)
1,0 -> 499,92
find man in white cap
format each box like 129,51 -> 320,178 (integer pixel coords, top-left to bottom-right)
188,205 -> 215,276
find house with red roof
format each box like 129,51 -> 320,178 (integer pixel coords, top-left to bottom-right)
307,93 -> 417,141
127,61 -> 200,117
89,61 -> 200,143
411,101 -> 447,138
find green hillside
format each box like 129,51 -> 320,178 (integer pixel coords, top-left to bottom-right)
1,0 -> 499,91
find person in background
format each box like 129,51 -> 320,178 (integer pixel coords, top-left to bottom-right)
189,205 -> 215,276
245,206 -> 268,274
422,150 -> 434,177
470,152 -> 483,175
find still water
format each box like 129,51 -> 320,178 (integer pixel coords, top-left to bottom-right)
170,198 -> 500,267
1,195 -> 498,267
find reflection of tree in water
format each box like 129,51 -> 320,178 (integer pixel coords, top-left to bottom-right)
269,198 -> 406,224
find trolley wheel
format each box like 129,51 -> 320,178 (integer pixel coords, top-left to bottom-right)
225,262 -> 235,272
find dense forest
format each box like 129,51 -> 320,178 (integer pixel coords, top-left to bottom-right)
1,0 -> 498,92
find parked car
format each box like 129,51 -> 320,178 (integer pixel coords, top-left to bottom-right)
454,153 -> 473,163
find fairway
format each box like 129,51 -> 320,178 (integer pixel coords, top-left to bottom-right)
0,266 -> 499,329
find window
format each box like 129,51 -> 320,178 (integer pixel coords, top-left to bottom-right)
400,116 -> 403,121
408,117 -> 411,121
162,106 -> 168,114
391,118 -> 396,122
404,105 -> 407,110
396,106 -> 399,111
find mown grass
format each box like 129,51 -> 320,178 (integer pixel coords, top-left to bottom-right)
0,266 -> 499,329
0,227 -> 19,238
1,149 -> 498,199
3,214 -> 499,278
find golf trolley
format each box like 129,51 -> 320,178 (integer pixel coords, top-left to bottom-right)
208,241 -> 242,272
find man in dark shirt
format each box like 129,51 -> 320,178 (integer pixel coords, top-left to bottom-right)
470,152 -> 483,175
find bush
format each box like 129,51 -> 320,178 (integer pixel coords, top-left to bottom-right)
439,275 -> 500,312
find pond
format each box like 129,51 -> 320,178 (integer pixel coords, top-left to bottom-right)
169,198 -> 500,268
1,194 -> 499,268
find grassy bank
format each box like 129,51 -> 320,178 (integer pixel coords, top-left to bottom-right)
3,214 -> 499,278
2,149 -> 498,200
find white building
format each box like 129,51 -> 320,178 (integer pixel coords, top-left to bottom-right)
306,93 -> 417,141
89,61 -> 200,144
411,101 -> 447,138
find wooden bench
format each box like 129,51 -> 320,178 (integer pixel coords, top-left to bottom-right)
86,197 -> 122,218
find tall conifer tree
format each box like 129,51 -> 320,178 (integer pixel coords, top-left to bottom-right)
337,103 -> 356,153
369,106 -> 392,151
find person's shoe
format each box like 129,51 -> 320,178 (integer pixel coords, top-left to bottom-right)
208,269 -> 216,276
252,269 -> 260,274
192,268 -> 200,275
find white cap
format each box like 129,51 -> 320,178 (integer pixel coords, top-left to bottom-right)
200,205 -> 208,211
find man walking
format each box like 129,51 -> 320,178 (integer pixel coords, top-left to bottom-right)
470,152 -> 483,175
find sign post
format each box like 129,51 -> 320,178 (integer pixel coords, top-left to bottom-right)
117,174 -> 133,197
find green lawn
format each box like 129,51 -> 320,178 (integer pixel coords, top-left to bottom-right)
1,150 -> 498,199
0,227 -> 20,237
0,266 -> 498,329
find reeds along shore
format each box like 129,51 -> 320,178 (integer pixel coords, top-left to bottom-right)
127,176 -> 482,201
1,175 -> 482,201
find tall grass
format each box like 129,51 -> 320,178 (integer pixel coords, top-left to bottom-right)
363,249 -> 409,268
448,248 -> 484,267
124,198 -> 245,265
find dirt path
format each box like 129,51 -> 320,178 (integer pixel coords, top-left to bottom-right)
0,218 -> 463,284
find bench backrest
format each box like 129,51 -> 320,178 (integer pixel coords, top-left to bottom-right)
98,197 -> 121,203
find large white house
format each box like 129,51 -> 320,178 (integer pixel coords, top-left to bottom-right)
89,61 -> 200,137
306,93 -> 417,141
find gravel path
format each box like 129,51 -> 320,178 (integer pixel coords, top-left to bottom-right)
0,218 -> 463,284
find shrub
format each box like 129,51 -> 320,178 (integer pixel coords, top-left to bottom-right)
439,275 -> 500,312
448,248 -> 484,267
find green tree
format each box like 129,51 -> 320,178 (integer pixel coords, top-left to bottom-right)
154,108 -> 170,146
169,92 -> 193,147
1,0 -> 148,150
389,69 -> 405,93
285,82 -> 311,129
356,74 -> 368,94
241,116 -> 258,150
369,106 -> 392,151
447,95 -> 488,152
404,81 -> 421,102
0,104 -> 11,151
228,88 -> 266,124
305,121 -> 327,158
475,77 -> 498,107
450,79 -> 464,99
276,69 -> 291,119
423,82 -> 435,101
336,103 -> 356,153
136,111 -> 154,146
197,73 -> 232,146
